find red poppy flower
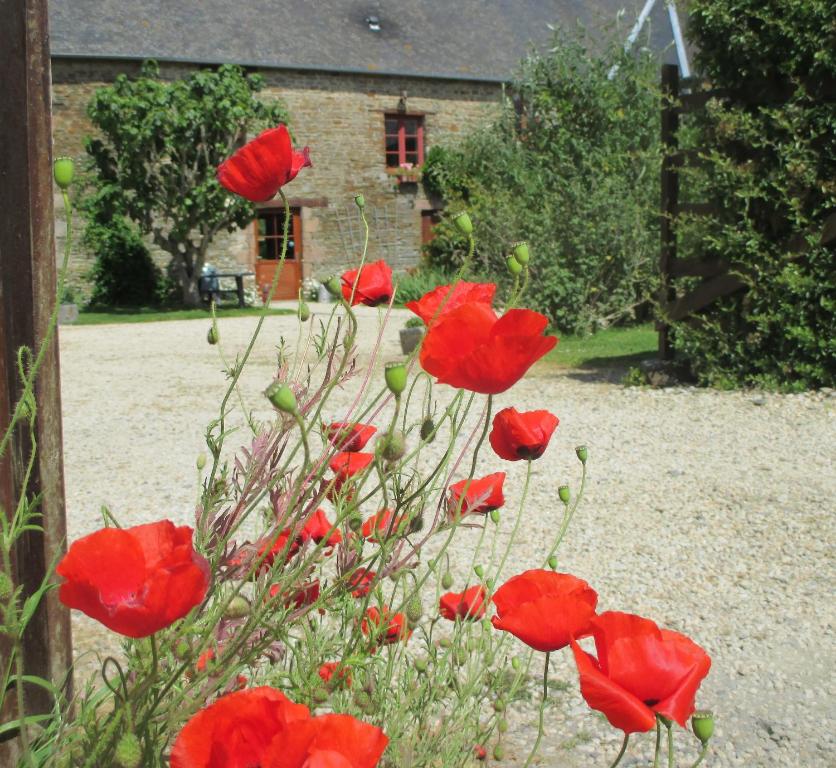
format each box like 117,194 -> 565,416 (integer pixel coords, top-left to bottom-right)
489,407 -> 559,461
447,472 -> 506,519
318,662 -> 353,688
262,713 -> 388,768
361,509 -> 407,543
329,452 -> 375,482
196,648 -> 216,673
298,509 -> 343,549
170,686 -> 310,768
439,585 -> 487,621
491,570 -> 598,653
271,579 -> 321,610
325,422 -> 377,452
420,303 -> 557,394
474,745 -> 488,761
248,530 -> 301,572
56,520 -> 209,638
217,125 -> 311,202
405,281 -> 496,326
346,568 -> 376,598
341,260 -> 393,307
361,606 -> 411,645
571,611 -> 711,733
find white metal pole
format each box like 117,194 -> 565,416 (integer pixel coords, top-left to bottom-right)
666,1 -> 691,78
609,0 -> 659,79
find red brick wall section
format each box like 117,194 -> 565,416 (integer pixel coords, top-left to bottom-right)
50,59 -> 501,302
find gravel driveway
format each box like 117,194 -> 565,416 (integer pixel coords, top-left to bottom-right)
58,305 -> 835,767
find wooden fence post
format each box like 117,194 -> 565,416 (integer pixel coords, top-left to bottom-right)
0,0 -> 73,757
659,63 -> 680,360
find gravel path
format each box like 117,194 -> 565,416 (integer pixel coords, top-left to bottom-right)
58,305 -> 835,767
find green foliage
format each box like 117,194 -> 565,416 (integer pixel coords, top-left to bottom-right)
672,0 -> 836,389
422,30 -> 660,334
393,265 -> 454,305
85,61 -> 288,306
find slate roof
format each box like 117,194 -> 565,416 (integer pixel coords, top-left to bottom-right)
48,0 -> 675,83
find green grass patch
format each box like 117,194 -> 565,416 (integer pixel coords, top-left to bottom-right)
74,306 -> 293,326
546,324 -> 657,369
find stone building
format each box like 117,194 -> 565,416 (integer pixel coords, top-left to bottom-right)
48,0 -> 675,301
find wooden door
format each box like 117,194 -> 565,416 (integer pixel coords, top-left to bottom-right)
254,207 -> 302,301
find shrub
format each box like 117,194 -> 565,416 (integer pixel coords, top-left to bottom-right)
670,0 -> 836,389
422,29 -> 660,335
392,264 -> 454,305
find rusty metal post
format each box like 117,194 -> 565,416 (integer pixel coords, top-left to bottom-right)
0,0 -> 73,756
658,63 -> 680,360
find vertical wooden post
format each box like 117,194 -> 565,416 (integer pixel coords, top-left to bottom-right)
659,63 -> 680,360
0,0 -> 73,754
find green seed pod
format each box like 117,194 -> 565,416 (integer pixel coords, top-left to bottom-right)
498,718 -> 509,733
548,555 -> 558,570
324,275 -> 342,296
265,381 -> 298,414
485,578 -> 495,591
297,300 -> 311,322
379,429 -> 406,462
406,596 -> 423,625
0,572 -> 12,602
511,657 -> 521,671
506,255 -> 523,275
558,485 -> 570,504
489,508 -> 500,524
224,595 -> 250,620
441,572 -> 453,590
493,698 -> 506,712
420,417 -> 436,442
473,565 -> 484,579
196,452 -> 207,470
348,513 -> 363,532
114,733 -> 142,768
207,326 -> 219,345
384,362 -> 407,396
692,710 -> 715,744
414,658 -> 428,674
512,241 -> 530,265
53,157 -> 75,190
453,211 -> 473,236
354,193 -> 366,209
493,744 -> 506,761
575,445 -> 588,464
438,637 -> 452,649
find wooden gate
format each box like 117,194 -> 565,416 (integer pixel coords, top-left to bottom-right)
657,63 -> 748,359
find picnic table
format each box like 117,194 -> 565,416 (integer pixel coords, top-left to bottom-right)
198,270 -> 254,308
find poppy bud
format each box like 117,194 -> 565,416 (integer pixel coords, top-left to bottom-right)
453,211 -> 473,236
506,255 -> 523,275
692,710 -> 715,744
265,382 -> 298,414
409,512 -> 424,533
485,578 -> 495,590
489,509 -> 500,524
0,572 -> 12,602
324,275 -> 342,296
547,555 -> 558,570
224,595 -> 250,620
511,657 -> 521,671
441,572 -> 453,590
207,326 -> 219,345
378,429 -> 406,462
493,698 -> 506,712
473,565 -> 484,579
493,745 -> 506,760
384,362 -> 407,396
438,637 -> 452,649
114,733 -> 142,768
297,300 -> 311,322
406,596 -> 423,625
354,193 -> 366,209
558,485 -> 570,504
53,157 -> 75,190
415,657 -> 428,673
420,417 -> 436,442
512,241 -> 530,265
348,512 -> 363,532
498,718 -> 509,733
196,452 -> 207,470
575,445 -> 588,464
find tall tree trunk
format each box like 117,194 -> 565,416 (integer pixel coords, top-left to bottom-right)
173,251 -> 202,308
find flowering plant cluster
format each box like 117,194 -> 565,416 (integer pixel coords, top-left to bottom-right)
0,126 -> 714,768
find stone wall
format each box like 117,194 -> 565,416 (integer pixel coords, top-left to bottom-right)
51,59 -> 501,302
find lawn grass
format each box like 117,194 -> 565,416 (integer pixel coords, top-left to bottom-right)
546,323 -> 657,369
74,306 -> 293,326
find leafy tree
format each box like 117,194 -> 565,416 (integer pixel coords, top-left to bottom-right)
422,30 -> 660,335
86,62 -> 288,306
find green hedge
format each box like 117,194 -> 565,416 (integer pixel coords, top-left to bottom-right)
422,30 -> 660,335
672,0 -> 836,389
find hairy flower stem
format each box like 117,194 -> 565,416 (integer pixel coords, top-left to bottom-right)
492,459 -> 533,580
542,460 -> 587,567
347,203 -> 370,308
667,722 -> 675,768
293,411 -> 311,469
653,721 -> 663,767
689,744 -> 710,768
608,734 -> 630,767
522,651 -> 550,768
